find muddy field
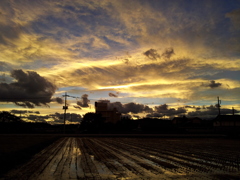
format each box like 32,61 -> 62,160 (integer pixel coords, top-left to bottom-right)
0,134 -> 59,177
2,137 -> 240,180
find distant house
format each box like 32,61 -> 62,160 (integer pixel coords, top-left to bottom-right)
214,115 -> 240,127
172,116 -> 215,133
172,116 -> 202,127
95,101 -> 121,124
214,115 -> 240,134
140,118 -> 173,133
172,116 -> 187,125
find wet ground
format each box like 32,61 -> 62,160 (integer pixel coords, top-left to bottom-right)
2,137 -> 240,180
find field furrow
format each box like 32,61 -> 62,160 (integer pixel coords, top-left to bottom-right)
2,137 -> 240,180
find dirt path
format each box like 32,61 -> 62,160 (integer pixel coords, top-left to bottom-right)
3,137 -> 240,180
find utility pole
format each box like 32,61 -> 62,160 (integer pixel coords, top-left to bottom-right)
62,92 -> 80,133
62,92 -> 69,134
217,96 -> 221,116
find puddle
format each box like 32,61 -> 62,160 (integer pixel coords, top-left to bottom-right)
90,155 -> 94,161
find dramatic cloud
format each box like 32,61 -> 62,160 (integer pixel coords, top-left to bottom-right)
77,94 -> 90,108
0,0 -> 240,118
10,110 -> 40,114
184,106 -> 202,111
51,97 -> 64,104
143,49 -> 160,60
208,80 -> 222,89
107,101 -> 153,114
49,112 -> 82,124
146,112 -> 164,118
14,102 -> 35,108
0,69 -> 57,108
123,102 -> 153,114
187,105 -> 239,118
27,114 -> 48,123
153,104 -> 187,117
24,112 -> 82,124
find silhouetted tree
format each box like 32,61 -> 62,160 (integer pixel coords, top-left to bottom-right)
79,112 -> 104,133
0,111 -> 23,123
113,116 -> 139,133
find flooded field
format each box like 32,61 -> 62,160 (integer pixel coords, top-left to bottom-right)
3,137 -> 240,180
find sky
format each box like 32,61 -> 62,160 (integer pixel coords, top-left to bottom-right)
0,0 -> 240,123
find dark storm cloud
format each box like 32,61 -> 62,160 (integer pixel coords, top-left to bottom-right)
109,92 -> 118,97
108,101 -> 153,114
10,110 -> 40,114
208,80 -> 222,88
155,104 -> 168,111
0,69 -> 57,108
195,107 -> 201,111
101,100 -> 187,117
27,114 -> 48,123
187,105 -> 239,118
15,101 -> 35,108
10,110 -> 28,114
105,101 -> 123,112
154,104 -> 186,116
77,94 -> 90,108
123,102 -> 153,114
26,112 -> 81,124
50,112 -> 82,123
161,48 -> 174,59
184,105 -> 201,111
51,97 -> 64,104
143,49 -> 160,60
146,112 -> 163,118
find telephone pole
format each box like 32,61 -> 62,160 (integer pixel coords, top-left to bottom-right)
62,92 -> 80,133
217,96 -> 221,116
62,92 -> 69,134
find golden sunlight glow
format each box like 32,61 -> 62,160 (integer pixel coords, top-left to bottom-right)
1,0 -> 240,122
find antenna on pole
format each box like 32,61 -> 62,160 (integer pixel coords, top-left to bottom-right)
217,96 -> 221,116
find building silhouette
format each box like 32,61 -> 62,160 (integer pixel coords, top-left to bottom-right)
95,100 -> 121,124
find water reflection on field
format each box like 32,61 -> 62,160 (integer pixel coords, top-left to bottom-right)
3,137 -> 240,180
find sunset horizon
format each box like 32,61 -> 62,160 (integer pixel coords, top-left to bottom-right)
0,0 -> 240,124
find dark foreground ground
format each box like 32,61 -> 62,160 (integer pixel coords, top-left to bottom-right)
0,134 -> 240,180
